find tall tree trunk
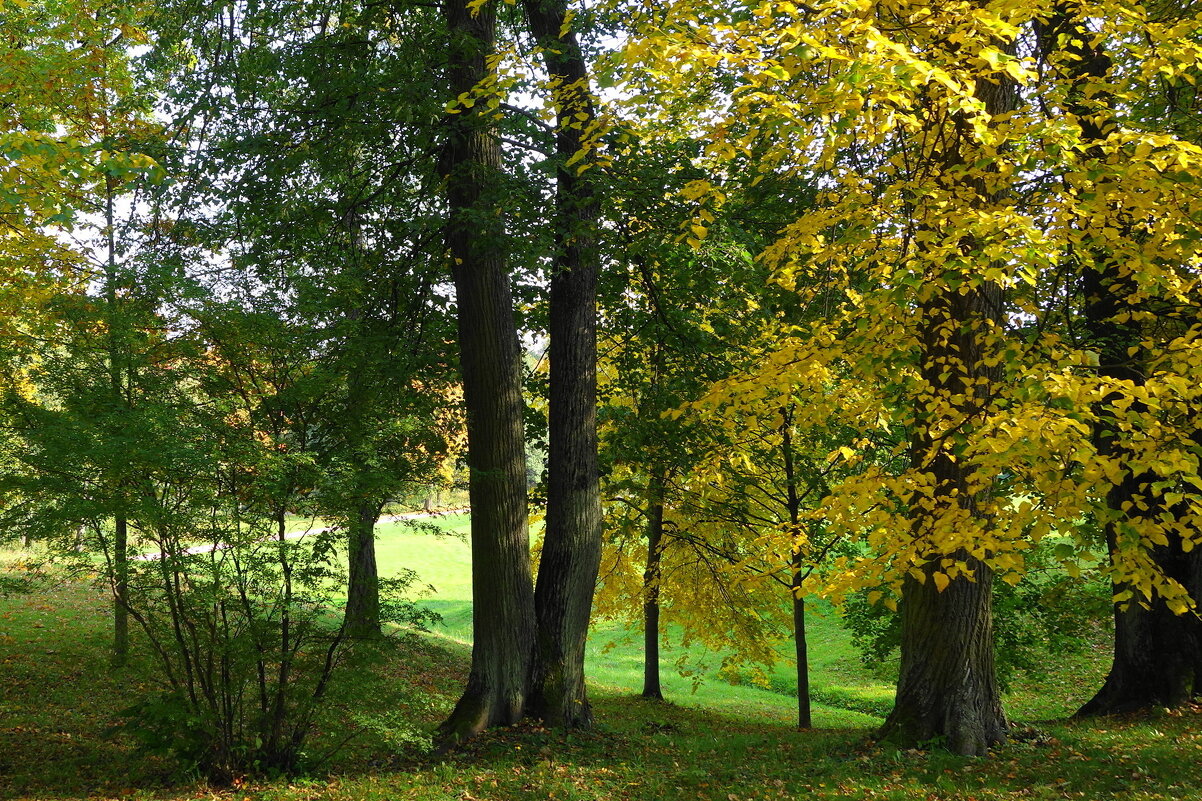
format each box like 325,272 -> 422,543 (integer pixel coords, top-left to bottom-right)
437,0 -> 535,747
642,469 -> 666,701
1034,3 -> 1202,715
338,205 -> 385,641
344,500 -> 382,639
880,33 -> 1017,755
1077,248 -> 1201,712
523,0 -> 604,728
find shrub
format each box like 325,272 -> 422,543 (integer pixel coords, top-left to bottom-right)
117,521 -> 430,783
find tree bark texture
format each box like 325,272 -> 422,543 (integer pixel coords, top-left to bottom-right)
344,500 -> 382,639
523,0 -> 604,728
1035,3 -> 1202,715
886,554 -> 1005,754
437,0 -> 535,747
880,40 -> 1017,755
642,470 -> 666,701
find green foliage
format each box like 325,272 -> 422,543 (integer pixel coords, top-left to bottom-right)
111,531 -> 436,783
842,544 -> 1112,691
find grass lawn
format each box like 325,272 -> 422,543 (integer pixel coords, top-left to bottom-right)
0,519 -> 1193,801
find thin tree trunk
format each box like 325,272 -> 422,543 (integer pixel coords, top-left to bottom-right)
792,560 -> 811,730
344,500 -> 382,638
437,0 -> 535,748
113,514 -> 129,667
523,0 -> 604,728
338,202 -> 382,641
642,469 -> 666,701
104,174 -> 129,669
779,407 -> 810,729
880,32 -> 1017,755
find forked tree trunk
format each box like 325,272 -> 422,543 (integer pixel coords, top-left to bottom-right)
642,470 -> 666,701
880,40 -> 1016,754
523,0 -> 604,728
437,0 -> 536,747
344,500 -> 382,638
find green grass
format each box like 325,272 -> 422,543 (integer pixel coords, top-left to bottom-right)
1,523 -> 1193,801
358,515 -> 885,727
361,516 -> 1097,728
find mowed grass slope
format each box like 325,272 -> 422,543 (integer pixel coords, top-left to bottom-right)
0,517 -> 1192,801
366,514 -> 884,728
367,514 -> 1101,725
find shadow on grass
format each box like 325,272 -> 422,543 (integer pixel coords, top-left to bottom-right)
4,576 -> 1202,801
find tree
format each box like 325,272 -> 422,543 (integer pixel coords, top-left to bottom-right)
437,0 -> 537,744
878,23 -> 1019,756
141,0 -> 456,639
1035,0 -> 1202,715
0,0 -> 157,598
614,0 -> 1032,753
617,0 -> 1202,751
522,0 -> 606,728
592,127 -> 842,723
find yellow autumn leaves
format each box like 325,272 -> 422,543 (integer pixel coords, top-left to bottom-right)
604,0 -> 1202,611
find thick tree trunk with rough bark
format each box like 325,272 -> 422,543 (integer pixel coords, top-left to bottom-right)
642,470 -> 666,701
344,500 -> 382,639
1077,262 -> 1202,713
523,0 -> 604,728
886,554 -> 1005,754
1079,545 -> 1202,714
883,284 -> 1010,754
881,54 -> 1016,754
1074,249 -> 1202,713
437,0 -> 535,747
